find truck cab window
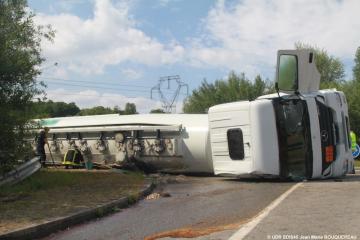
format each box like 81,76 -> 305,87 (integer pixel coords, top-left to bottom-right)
273,98 -> 312,179
278,55 -> 298,91
227,128 -> 245,160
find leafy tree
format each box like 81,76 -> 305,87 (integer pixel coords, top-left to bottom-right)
310,46 -> 360,136
338,48 -> 360,135
295,43 -> 345,83
347,47 -> 360,135
183,72 -> 273,113
124,102 -> 137,115
76,103 -> 138,116
353,47 -> 360,82
150,108 -> 165,113
113,105 -> 124,114
340,80 -> 360,135
78,106 -> 116,116
0,0 -> 53,173
52,102 -> 80,117
31,100 -> 80,118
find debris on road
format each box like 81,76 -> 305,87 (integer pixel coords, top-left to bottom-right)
146,192 -> 172,200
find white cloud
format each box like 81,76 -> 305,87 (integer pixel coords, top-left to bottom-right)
44,88 -> 167,113
158,0 -> 171,7
43,66 -> 69,80
121,68 -> 143,79
34,0 -> 360,93
156,0 -> 182,8
35,0 -> 184,75
189,0 -> 360,78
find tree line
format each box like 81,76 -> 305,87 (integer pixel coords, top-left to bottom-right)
30,101 -> 166,118
30,101 -> 140,118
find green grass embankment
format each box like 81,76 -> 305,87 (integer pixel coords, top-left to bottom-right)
0,169 -> 145,234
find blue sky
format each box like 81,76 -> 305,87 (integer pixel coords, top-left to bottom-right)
28,0 -> 360,112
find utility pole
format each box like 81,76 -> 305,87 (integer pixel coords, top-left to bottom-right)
150,75 -> 189,113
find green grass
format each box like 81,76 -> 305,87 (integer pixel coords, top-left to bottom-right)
0,169 -> 145,234
1,171 -> 84,195
355,160 -> 360,168
0,170 -> 143,195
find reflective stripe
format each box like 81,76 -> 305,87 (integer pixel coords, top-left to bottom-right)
350,131 -> 357,151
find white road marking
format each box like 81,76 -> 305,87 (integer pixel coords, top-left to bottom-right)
229,182 -> 303,240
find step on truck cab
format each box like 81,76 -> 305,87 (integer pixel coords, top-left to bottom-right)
208,50 -> 354,179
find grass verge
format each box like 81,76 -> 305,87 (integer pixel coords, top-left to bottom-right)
355,160 -> 360,168
0,169 -> 145,234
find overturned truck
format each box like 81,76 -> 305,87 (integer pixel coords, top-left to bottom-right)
208,50 -> 354,179
31,50 -> 354,179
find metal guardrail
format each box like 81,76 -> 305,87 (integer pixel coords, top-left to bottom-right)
0,156 -> 41,187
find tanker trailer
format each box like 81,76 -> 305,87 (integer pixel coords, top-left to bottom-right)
32,114 -> 213,173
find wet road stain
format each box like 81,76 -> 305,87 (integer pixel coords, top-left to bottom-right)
143,217 -> 255,240
144,223 -> 241,240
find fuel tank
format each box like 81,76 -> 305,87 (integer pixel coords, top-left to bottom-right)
33,114 -> 213,173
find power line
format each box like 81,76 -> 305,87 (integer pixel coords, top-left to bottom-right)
38,76 -> 154,89
44,81 -> 153,93
38,92 -> 180,106
40,78 -> 188,96
40,92 -> 144,99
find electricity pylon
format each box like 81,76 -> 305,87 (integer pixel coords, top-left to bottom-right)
150,75 -> 188,113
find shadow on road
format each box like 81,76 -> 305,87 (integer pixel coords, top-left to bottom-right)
220,172 -> 360,183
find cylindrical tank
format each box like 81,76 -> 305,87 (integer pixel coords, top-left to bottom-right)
36,114 -> 213,173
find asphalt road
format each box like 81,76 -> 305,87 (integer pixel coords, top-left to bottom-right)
244,174 -> 360,240
43,176 -> 294,240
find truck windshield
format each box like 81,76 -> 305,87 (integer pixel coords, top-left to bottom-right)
273,98 -> 313,179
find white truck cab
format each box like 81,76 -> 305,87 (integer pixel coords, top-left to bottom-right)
208,50 -> 354,179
